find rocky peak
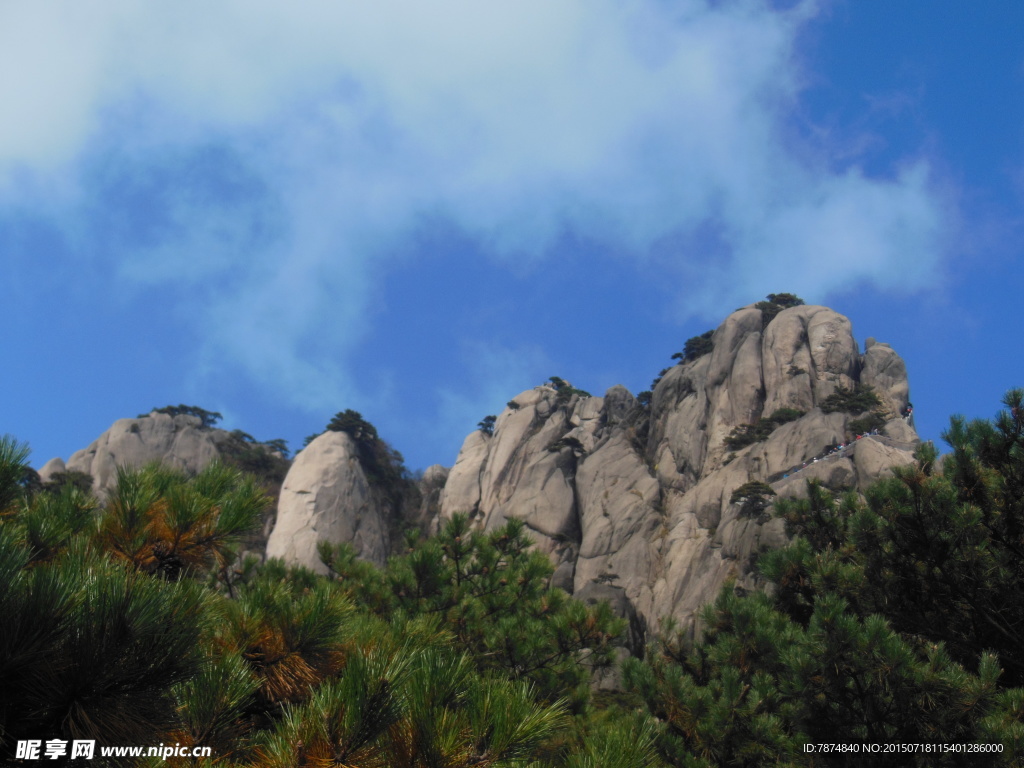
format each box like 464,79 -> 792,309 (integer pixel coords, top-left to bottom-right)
264,414 -> 425,573
440,303 -> 919,639
40,410 -> 291,553
35,302 -> 919,643
265,430 -> 393,572
45,412 -> 230,498
650,304 -> 910,491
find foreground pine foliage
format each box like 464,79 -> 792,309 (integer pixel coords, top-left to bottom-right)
0,444 -> 639,767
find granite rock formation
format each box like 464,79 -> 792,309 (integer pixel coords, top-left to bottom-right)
40,411 -> 290,550
265,430 -> 392,572
46,412 -> 231,497
439,304 -> 919,638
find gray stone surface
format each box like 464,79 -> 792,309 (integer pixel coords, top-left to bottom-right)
59,412 -> 226,497
265,431 -> 391,572
37,457 -> 66,483
414,464 -> 449,533
437,305 -> 920,637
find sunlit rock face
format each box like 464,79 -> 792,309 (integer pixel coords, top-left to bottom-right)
54,412 -> 226,497
50,411 -> 290,553
266,430 -> 391,573
439,304 -> 918,638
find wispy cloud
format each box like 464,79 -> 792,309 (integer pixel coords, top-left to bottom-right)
1,0 -> 947,419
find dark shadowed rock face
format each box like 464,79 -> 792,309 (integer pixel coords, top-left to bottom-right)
439,305 -> 919,637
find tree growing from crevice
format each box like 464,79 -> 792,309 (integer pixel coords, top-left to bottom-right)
140,404 -> 223,428
319,409 -> 421,543
724,408 -> 805,451
548,376 -> 592,407
672,330 -> 714,364
820,383 -> 882,415
755,292 -> 805,329
729,481 -> 777,521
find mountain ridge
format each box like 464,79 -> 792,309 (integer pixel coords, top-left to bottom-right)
34,299 -> 919,640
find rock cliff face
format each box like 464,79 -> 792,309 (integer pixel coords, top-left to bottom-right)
440,304 -> 919,637
45,412 -> 231,497
265,431 -> 393,572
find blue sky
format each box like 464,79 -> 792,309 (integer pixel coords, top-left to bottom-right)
3,0 -> 1022,472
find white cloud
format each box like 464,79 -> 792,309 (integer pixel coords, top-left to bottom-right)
1,0 -> 946,412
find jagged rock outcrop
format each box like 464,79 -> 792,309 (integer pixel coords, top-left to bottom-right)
48,412 -> 230,497
441,386 -> 584,565
265,431 -> 392,572
439,304 -> 920,639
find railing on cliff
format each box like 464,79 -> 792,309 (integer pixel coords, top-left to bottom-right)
765,430 -> 920,484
